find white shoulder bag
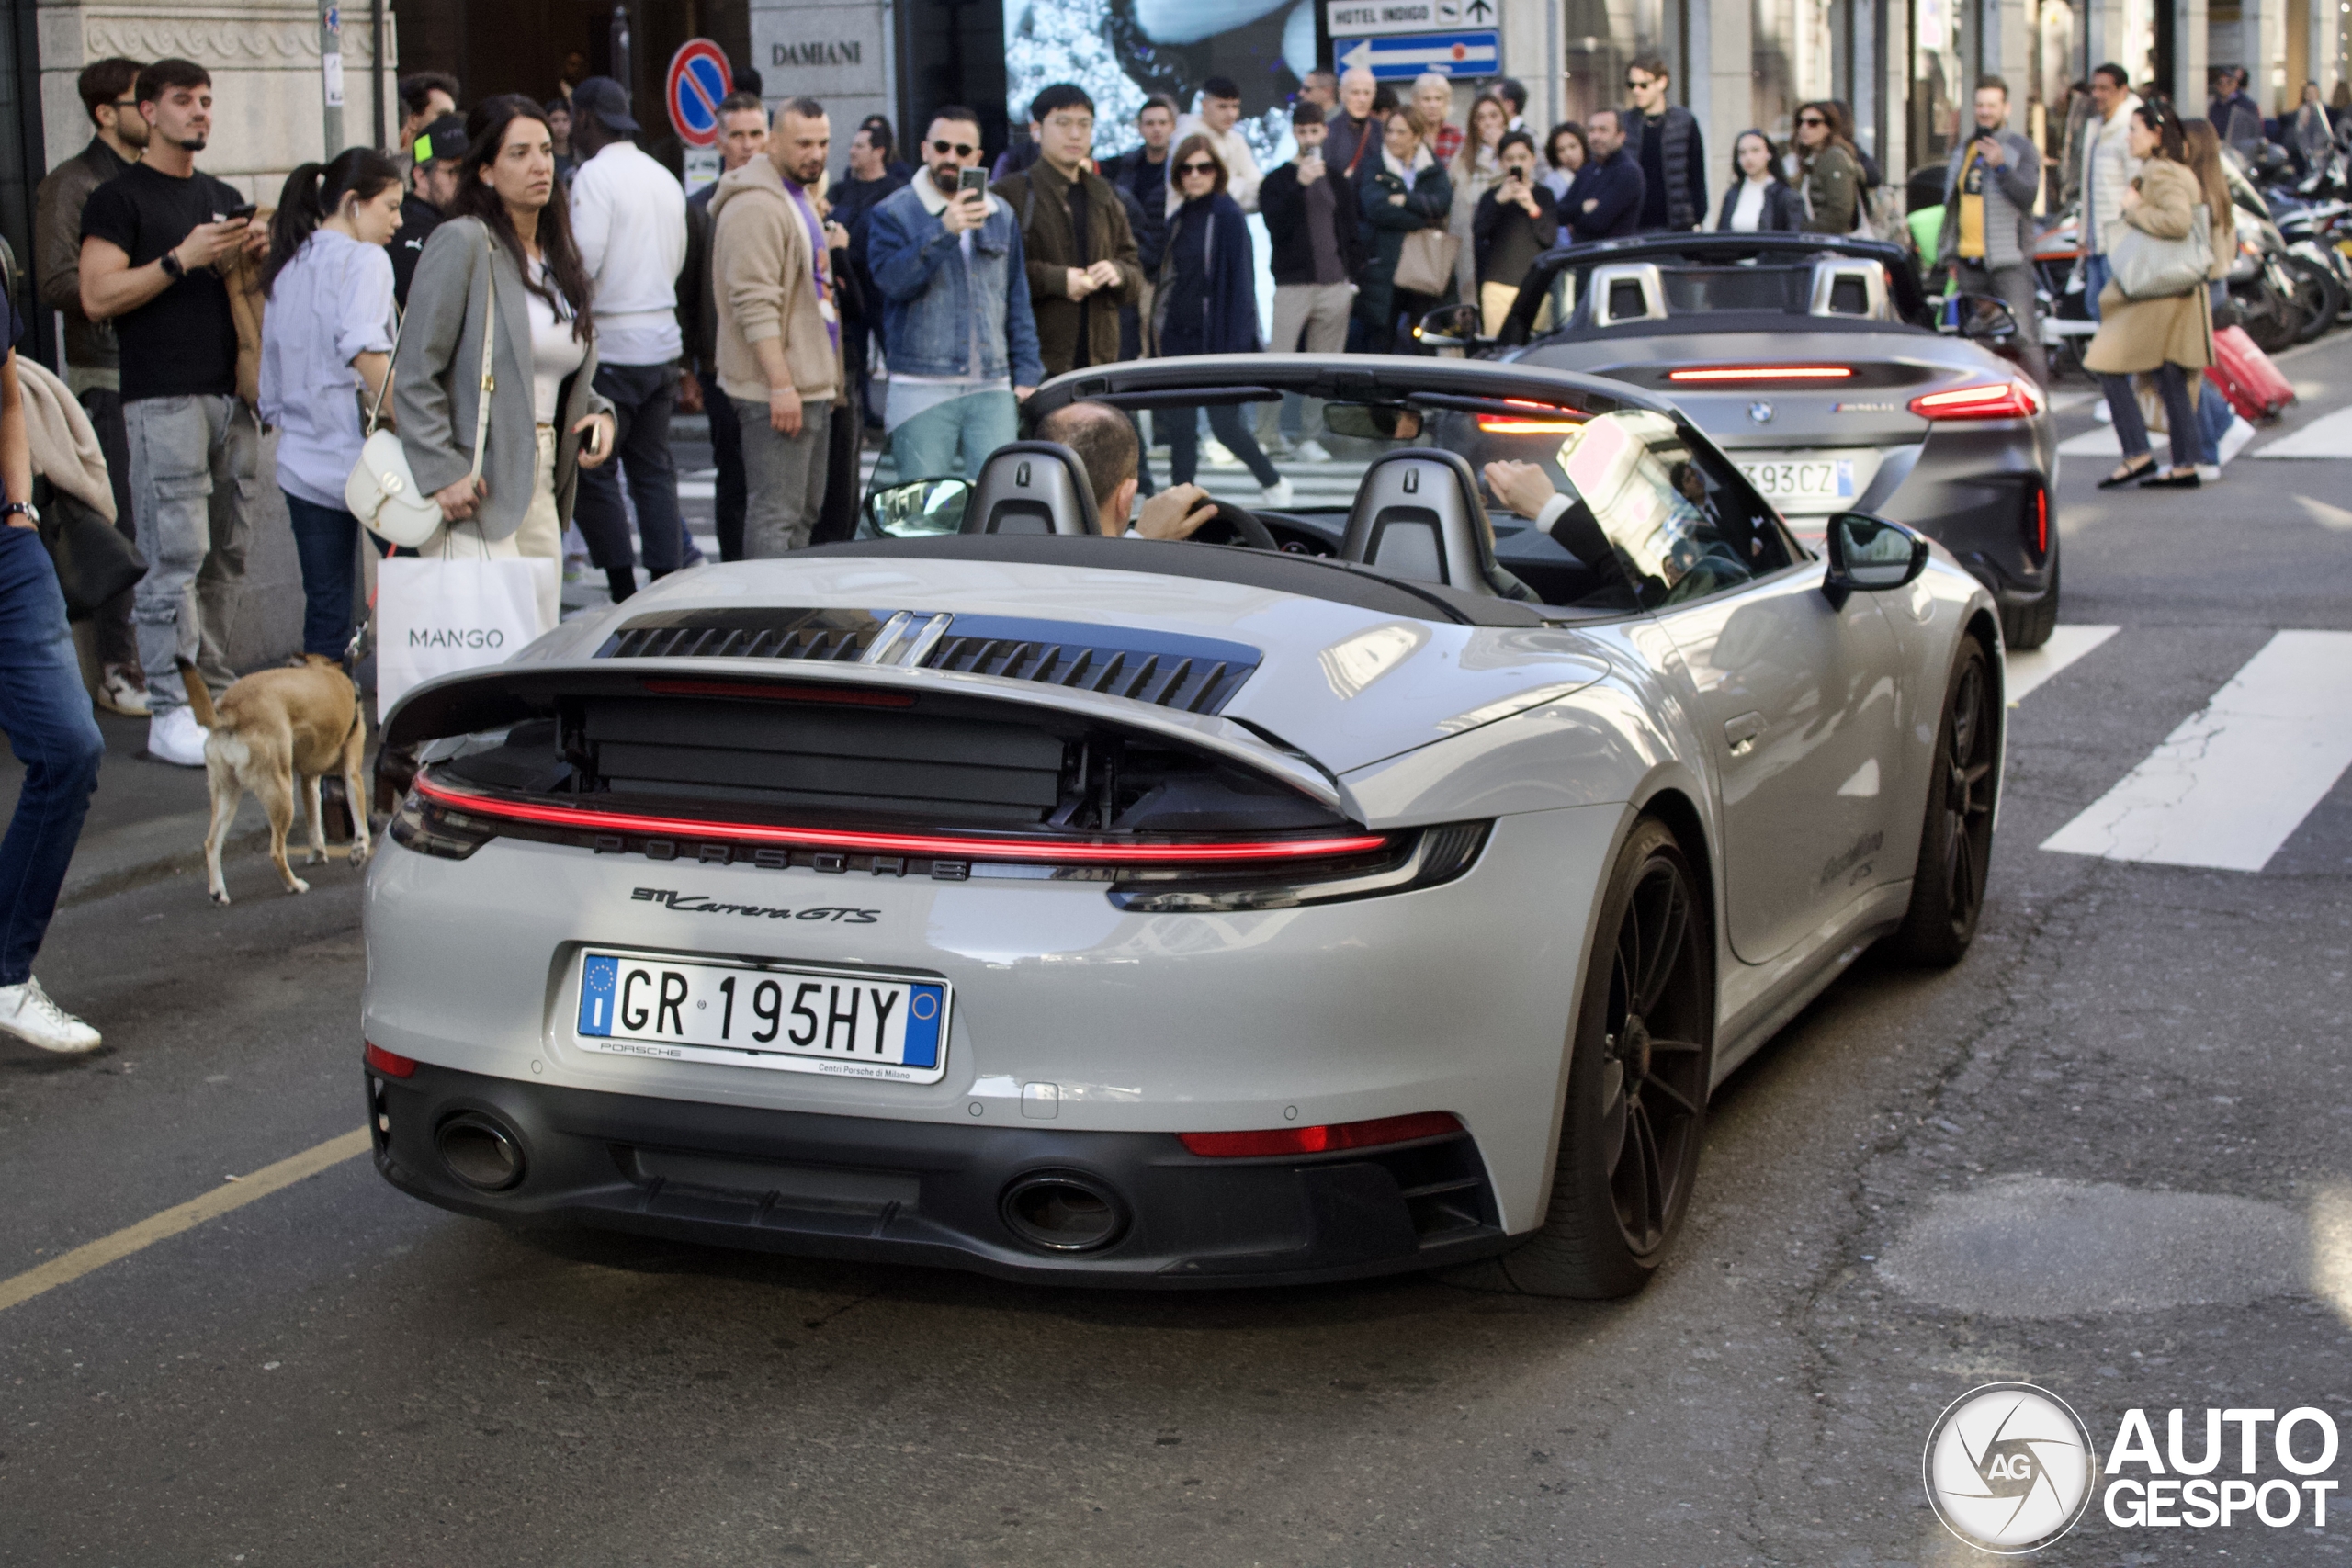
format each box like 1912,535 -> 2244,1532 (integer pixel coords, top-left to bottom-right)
346,240 -> 497,549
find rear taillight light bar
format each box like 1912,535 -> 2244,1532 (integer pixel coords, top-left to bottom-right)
1909,379 -> 2041,420
405,772 -> 1392,868
1181,1111 -> 1464,1157
1667,366 -> 1853,382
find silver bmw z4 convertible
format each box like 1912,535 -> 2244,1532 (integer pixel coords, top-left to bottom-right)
362,355 -> 2005,1299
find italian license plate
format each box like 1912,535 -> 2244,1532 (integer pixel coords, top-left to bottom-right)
573,951 -> 951,1084
1738,457 -> 1856,501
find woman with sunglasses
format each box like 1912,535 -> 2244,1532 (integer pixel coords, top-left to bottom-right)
1712,130 -> 1800,231
2082,100 -> 2221,489
1151,136 -> 1290,506
1793,101 -> 1862,234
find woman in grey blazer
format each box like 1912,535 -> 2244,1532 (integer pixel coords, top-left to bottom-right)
395,95 -> 614,584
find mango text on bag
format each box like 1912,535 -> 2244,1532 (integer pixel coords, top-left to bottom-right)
406,627 -> 510,649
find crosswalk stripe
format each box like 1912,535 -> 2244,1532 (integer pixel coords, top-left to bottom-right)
2251,403 -> 2352,459
2040,629 -> 2352,872
2004,625 -> 2120,704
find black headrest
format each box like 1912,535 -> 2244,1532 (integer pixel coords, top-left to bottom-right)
1340,447 -> 1523,600
959,441 -> 1101,537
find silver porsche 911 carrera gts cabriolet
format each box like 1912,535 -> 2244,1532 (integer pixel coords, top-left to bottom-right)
360,355 -> 2004,1299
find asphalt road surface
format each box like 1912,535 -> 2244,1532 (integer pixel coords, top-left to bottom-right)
4,345 -> 2350,1568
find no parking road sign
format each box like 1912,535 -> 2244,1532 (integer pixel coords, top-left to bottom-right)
667,39 -> 732,148
1336,28 -> 1500,79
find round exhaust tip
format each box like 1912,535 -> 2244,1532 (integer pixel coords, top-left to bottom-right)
435,1111 -> 526,1191
1000,1170 -> 1127,1253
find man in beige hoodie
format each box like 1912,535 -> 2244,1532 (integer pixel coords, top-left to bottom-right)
711,96 -> 844,557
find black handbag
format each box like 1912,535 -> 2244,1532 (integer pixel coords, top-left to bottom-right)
37,486 -> 146,618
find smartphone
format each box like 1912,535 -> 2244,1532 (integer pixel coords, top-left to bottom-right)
221,200 -> 258,222
956,167 -> 988,197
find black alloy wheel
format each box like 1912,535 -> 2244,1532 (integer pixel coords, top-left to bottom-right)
1887,637 -> 1999,965
1475,818 -> 1712,1298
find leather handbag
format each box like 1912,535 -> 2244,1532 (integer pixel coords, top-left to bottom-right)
2109,201 -> 2213,301
1394,225 -> 1461,298
346,241 -> 497,548
37,489 -> 145,617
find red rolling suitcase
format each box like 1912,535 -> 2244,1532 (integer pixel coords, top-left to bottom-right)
2206,325 -> 2295,420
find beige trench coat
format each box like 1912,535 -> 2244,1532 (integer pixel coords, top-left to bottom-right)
2084,160 -> 2222,374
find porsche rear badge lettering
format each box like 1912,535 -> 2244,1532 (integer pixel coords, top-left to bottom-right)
631,887 -> 881,923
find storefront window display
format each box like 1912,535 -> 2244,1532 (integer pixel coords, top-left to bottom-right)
1006,0 -> 1316,160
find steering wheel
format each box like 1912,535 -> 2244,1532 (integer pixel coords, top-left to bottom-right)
1187,500 -> 1279,551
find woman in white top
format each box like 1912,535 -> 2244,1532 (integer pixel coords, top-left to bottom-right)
1541,121 -> 1588,200
1710,130 -> 1802,231
1449,93 -> 1510,299
395,96 -> 615,625
258,148 -> 405,660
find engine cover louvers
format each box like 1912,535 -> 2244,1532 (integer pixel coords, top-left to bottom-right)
597,607 -> 1260,716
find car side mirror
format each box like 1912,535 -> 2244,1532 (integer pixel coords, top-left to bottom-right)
1415,303 -> 1493,351
860,477 -> 971,538
1823,511 -> 1929,606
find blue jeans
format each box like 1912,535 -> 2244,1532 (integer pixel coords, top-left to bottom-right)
2100,364 -> 2199,469
2083,254 -> 2111,321
888,389 -> 1019,483
571,362 -> 686,595
0,528 -> 106,987
283,491 -> 358,659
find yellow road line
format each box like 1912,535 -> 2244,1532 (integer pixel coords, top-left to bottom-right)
0,1128 -> 371,1314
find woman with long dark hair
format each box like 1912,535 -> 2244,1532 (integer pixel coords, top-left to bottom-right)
2084,101 -> 2218,488
1713,130 -> 1801,231
1152,137 -> 1288,505
1794,101 -> 1863,233
2179,118 -> 2247,481
1541,122 -> 1588,199
257,148 -> 405,660
394,95 -> 614,621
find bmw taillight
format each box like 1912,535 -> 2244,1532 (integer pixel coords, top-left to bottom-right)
1666,366 -> 1853,382
1908,379 -> 2041,421
1180,1111 -> 1463,1157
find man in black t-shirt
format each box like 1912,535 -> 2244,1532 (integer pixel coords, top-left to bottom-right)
77,57 -> 266,768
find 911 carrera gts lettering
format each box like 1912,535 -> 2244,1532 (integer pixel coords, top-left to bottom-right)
629,887 -> 881,922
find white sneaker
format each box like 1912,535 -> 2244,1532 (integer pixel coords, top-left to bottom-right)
2093,400 -> 2113,424
147,705 -> 208,768
1261,477 -> 1296,509
1290,439 -> 1332,463
0,976 -> 101,1054
2218,415 -> 2255,465
96,667 -> 149,717
2195,463 -> 2222,483
1201,439 -> 1237,468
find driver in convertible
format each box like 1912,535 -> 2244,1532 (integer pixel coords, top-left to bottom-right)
1038,401 -> 1224,539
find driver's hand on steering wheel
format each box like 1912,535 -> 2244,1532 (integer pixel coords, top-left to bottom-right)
1483,459 -> 1560,520
1134,483 -> 1218,540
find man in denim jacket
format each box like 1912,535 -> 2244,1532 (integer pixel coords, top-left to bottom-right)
865,107 -> 1046,481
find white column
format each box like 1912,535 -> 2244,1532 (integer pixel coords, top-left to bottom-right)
1689,0 -> 1752,177
2175,0 -> 2207,116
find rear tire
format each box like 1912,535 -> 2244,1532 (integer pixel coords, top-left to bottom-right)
1885,637 -> 2000,966
1461,818 -> 1713,1299
1999,553 -> 2060,651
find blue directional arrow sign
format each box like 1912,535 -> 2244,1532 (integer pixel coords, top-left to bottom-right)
1335,28 -> 1501,80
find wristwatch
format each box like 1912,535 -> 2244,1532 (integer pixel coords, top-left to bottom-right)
2,501 -> 40,526
160,248 -> 187,280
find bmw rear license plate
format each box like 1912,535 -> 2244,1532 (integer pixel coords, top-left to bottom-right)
1738,456 -> 1856,502
574,951 -> 951,1084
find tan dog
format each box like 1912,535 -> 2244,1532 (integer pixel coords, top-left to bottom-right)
177,657 -> 372,905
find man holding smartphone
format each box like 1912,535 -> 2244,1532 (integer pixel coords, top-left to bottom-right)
865,107 -> 1045,482
1933,77 -> 2046,385
1259,102 -> 1362,459
77,57 -> 266,768
1473,131 -> 1561,333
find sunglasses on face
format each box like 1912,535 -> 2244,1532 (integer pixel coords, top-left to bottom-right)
1626,76 -> 1653,88
1798,116 -> 1826,127
931,140 -> 977,157
1179,160 -> 1217,175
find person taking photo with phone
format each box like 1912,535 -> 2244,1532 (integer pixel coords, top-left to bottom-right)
1934,77 -> 2048,385
1473,130 -> 1560,333
865,107 -> 1045,482
76,57 -> 268,768
1260,101 -> 1363,458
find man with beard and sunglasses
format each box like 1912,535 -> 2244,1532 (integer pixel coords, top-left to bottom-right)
865,108 -> 1044,482
77,57 -> 266,768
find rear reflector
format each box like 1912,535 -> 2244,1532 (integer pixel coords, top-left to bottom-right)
1179,1111 -> 1463,1157
1667,366 -> 1853,382
2030,482 -> 2050,559
1908,379 -> 2041,420
411,773 -> 1391,867
364,1043 -> 417,1079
